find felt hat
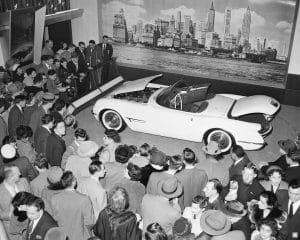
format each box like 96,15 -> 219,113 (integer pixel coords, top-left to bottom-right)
265,165 -> 283,175
202,141 -> 221,155
200,210 -> 231,236
115,144 -> 132,164
44,227 -> 67,240
7,83 -> 19,94
1,144 -> 16,159
211,230 -> 246,240
157,177 -> 183,199
278,139 -> 297,154
77,141 -> 99,158
149,149 -> 167,166
172,217 -> 192,237
42,92 -> 55,103
47,166 -> 63,184
34,91 -> 45,102
221,201 -> 247,217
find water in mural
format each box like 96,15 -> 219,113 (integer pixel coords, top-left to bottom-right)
101,0 -> 297,87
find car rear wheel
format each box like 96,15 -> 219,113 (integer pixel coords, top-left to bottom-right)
100,109 -> 126,132
205,129 -> 233,153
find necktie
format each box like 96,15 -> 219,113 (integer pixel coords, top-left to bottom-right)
28,221 -> 34,236
289,202 -> 294,218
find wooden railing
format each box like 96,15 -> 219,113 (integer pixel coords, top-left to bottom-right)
0,0 -> 70,15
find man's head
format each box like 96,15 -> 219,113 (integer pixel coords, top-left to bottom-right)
14,95 -> 26,108
46,55 -> 54,65
89,161 -> 106,179
78,41 -> 85,51
203,178 -> 222,198
26,195 -> 45,221
47,69 -> 57,81
115,145 -> 132,164
230,145 -> 245,162
45,40 -> 53,48
61,171 -> 77,189
242,162 -> 258,184
34,156 -> 49,171
33,73 -> 44,87
26,68 -> 37,78
168,155 -> 183,171
182,147 -> 196,165
74,128 -> 88,142
289,179 -> 300,203
68,43 -> 76,53
41,114 -> 54,128
103,35 -> 109,44
4,166 -> 21,183
89,40 -> 96,48
71,52 -> 78,63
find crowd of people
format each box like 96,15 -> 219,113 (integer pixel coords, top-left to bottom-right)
0,39 -> 300,240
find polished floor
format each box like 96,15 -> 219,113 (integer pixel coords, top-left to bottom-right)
76,103 -> 300,165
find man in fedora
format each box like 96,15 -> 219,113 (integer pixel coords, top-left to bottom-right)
65,141 -> 99,181
221,200 -> 252,240
141,176 -> 182,235
196,141 -> 230,186
29,92 -> 55,134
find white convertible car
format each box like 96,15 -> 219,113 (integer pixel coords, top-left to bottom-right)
92,74 -> 280,152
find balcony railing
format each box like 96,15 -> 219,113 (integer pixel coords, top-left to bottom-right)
0,0 -> 70,15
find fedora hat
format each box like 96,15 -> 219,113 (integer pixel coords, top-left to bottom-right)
1,144 -> 16,159
157,177 -> 183,199
42,92 -> 55,103
200,210 -> 231,236
211,230 -> 246,240
221,201 -> 247,218
173,217 -> 192,237
202,141 -> 221,155
278,139 -> 297,154
77,141 -> 98,158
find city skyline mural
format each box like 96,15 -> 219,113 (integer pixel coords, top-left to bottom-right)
100,0 -> 297,87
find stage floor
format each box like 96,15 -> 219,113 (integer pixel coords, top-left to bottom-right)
76,103 -> 300,165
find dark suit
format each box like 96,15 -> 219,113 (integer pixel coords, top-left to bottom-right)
98,43 -> 113,84
285,166 -> 300,183
29,106 -> 46,134
26,211 -> 58,240
8,105 -> 25,137
231,216 -> 252,240
85,45 -> 102,89
46,133 -> 66,167
34,126 -> 51,156
280,199 -> 300,240
75,48 -> 88,95
205,196 -> 224,210
229,156 -> 250,180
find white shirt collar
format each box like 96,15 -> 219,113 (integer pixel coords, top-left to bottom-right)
150,164 -> 164,170
209,194 -> 219,203
288,199 -> 300,215
185,164 -> 195,169
3,181 -> 19,197
31,212 -> 43,233
233,157 -> 244,166
42,125 -> 51,133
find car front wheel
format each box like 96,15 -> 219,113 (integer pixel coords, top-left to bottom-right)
100,109 -> 126,132
205,129 -> 233,153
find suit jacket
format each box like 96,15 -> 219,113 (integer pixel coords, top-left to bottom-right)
30,170 -> 49,198
0,116 -> 8,142
231,216 -> 252,240
285,166 -> 300,183
75,48 -> 88,73
46,133 -> 66,167
8,105 -> 25,137
229,156 -> 250,180
98,43 -> 113,61
67,60 -> 80,76
26,211 -> 57,240
280,199 -> 300,240
206,196 -> 224,211
85,46 -> 102,68
51,190 -> 94,240
146,171 -> 174,195
101,162 -> 127,191
29,107 -> 46,134
142,194 -> 181,235
260,180 -> 288,209
34,126 -> 50,156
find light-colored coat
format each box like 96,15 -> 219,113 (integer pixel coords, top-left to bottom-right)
30,170 -> 50,198
77,177 -> 107,221
65,155 -> 91,181
50,190 -> 94,240
141,194 -> 181,235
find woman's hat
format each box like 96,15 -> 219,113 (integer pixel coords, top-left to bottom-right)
1,144 -> 16,159
265,165 -> 283,175
221,201 -> 247,217
200,210 -> 231,236
77,141 -> 99,158
157,177 -> 183,199
173,217 -> 192,237
149,149 -> 167,166
202,141 -> 221,155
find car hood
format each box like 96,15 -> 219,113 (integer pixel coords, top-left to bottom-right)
111,74 -> 163,95
202,95 -> 236,117
231,95 -> 280,117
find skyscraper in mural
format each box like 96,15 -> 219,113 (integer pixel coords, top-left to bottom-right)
113,8 -> 128,43
184,15 -> 191,34
169,15 -> 175,33
241,6 -> 251,46
224,8 -> 231,37
207,2 -> 215,32
176,11 -> 181,32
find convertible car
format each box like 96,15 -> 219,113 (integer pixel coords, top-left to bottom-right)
92,74 -> 280,152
